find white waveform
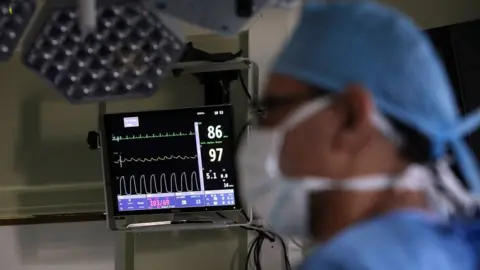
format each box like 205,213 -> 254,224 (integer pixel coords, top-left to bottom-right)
119,172 -> 200,195
114,154 -> 197,168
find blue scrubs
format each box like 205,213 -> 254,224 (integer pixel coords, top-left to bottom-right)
300,210 -> 478,270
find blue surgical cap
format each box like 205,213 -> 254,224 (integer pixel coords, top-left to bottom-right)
273,2 -> 480,193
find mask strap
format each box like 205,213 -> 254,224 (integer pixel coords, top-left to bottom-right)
371,111 -> 404,147
278,98 -> 332,131
434,160 -> 480,216
393,165 -> 435,190
301,165 -> 433,192
278,97 -> 403,146
302,176 -> 396,191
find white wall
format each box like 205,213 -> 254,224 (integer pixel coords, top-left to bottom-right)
0,222 -> 115,270
0,1 -> 479,270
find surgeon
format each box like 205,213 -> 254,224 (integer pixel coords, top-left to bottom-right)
238,1 -> 480,269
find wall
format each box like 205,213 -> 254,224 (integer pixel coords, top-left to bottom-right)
381,0 -> 480,29
0,1 -> 479,270
247,0 -> 480,89
0,222 -> 115,270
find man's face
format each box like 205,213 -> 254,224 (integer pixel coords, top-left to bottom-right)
258,74 -> 408,241
260,74 -> 356,179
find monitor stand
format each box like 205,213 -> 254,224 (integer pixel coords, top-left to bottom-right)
109,209 -> 253,232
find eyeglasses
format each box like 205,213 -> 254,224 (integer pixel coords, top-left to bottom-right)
251,88 -> 330,123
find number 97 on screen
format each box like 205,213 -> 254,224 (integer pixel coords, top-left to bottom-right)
206,125 -> 224,163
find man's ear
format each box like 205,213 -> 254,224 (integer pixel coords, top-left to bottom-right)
332,84 -> 374,153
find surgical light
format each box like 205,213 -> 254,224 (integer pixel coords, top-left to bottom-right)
22,1 -> 185,103
0,0 -> 36,61
145,0 -> 271,36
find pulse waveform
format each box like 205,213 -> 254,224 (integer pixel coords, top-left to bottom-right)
114,154 -> 197,168
118,172 -> 200,195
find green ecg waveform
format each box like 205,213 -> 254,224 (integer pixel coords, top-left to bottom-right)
112,131 -> 194,142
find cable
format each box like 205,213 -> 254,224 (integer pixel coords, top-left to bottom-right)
245,226 -> 273,270
247,234 -> 264,269
238,72 -> 266,118
277,233 -> 292,270
236,73 -> 265,148
236,122 -> 251,149
240,209 -> 250,221
238,73 -> 265,115
216,212 -> 229,219
225,74 -> 252,148
238,74 -> 252,101
215,211 -> 251,224
289,238 -> 304,249
243,225 -> 292,270
215,213 -> 291,270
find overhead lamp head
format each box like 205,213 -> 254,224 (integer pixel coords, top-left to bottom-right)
145,0 -> 270,36
0,0 -> 36,61
22,0 -> 185,103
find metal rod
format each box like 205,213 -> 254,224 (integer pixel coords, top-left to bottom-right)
78,0 -> 97,36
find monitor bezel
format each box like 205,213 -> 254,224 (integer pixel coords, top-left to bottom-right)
100,104 -> 242,217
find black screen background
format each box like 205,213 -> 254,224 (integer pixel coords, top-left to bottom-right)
102,105 -> 238,214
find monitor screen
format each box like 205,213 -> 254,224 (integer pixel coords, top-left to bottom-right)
102,105 -> 239,216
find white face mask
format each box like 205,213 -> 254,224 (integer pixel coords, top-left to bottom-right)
237,98 -> 435,237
